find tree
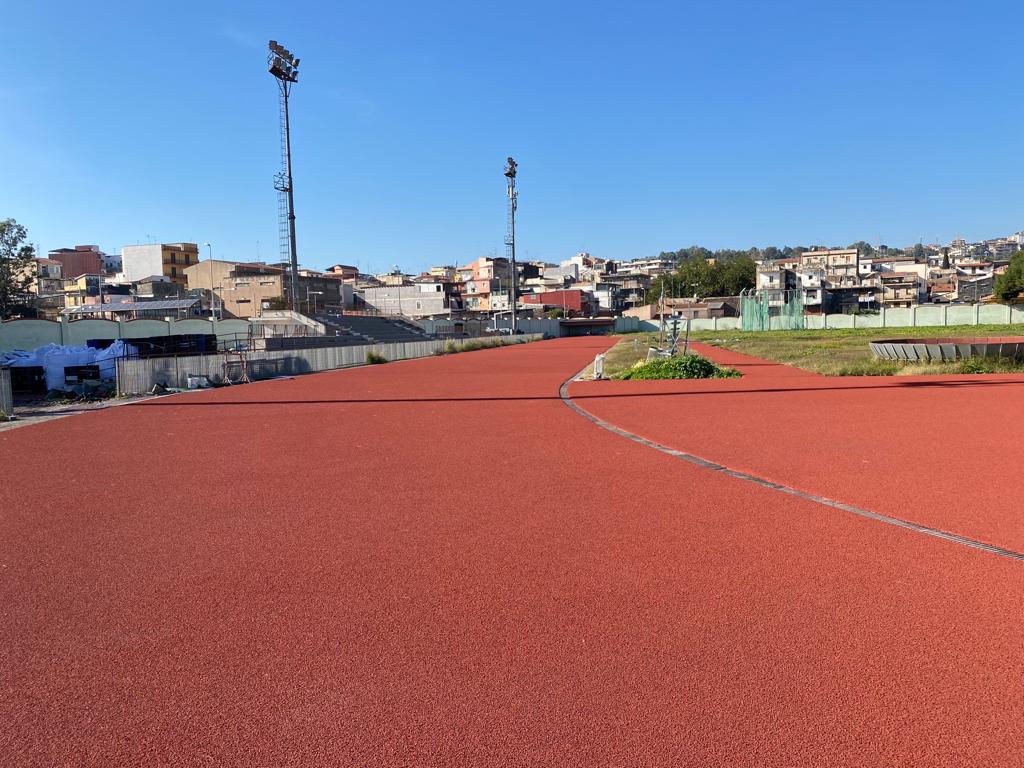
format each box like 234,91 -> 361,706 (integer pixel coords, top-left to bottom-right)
994,251 -> 1024,303
0,219 -> 36,319
849,241 -> 875,258
645,255 -> 756,302
545,308 -> 565,319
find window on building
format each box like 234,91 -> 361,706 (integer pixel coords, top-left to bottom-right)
170,267 -> 177,277
170,254 -> 177,264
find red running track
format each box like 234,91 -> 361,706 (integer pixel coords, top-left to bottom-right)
570,342 -> 1024,552
2,337 -> 1023,766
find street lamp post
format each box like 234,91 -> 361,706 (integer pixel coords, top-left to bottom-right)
306,288 -> 323,316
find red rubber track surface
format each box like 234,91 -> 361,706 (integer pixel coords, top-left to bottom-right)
571,341 -> 1024,551
2,337 -> 1023,766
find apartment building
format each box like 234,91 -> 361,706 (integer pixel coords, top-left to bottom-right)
360,283 -> 458,317
47,245 -> 105,279
184,260 -> 350,318
800,248 -> 861,281
121,243 -> 199,286
877,271 -> 923,308
458,256 -> 513,312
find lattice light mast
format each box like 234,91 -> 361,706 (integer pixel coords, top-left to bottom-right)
504,157 -> 518,333
268,40 -> 300,311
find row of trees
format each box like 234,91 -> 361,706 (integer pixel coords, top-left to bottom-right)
642,240 -> 935,303
658,241 -> 921,267
646,251 -> 756,301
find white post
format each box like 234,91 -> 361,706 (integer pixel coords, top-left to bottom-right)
593,354 -> 605,380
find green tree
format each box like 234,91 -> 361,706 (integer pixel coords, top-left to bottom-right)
645,256 -> 755,302
545,307 -> 565,319
849,241 -> 875,258
0,218 -> 36,319
994,251 -> 1024,302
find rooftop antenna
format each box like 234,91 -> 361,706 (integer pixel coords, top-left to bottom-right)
504,157 -> 518,333
268,40 -> 301,311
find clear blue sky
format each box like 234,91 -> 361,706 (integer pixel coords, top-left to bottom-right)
2,0 -> 1021,274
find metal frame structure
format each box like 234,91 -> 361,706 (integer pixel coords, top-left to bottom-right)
268,40 -> 301,312
504,157 -> 518,333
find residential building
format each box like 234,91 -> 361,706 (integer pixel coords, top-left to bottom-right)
325,264 -> 360,281
121,243 -> 199,286
360,283 -> 459,317
26,258 -> 64,297
519,289 -> 595,317
429,265 -> 458,281
47,245 -> 105,279
458,256 -> 513,312
800,248 -> 861,280
877,271 -> 923,308
62,274 -> 131,308
956,274 -> 994,303
619,255 -> 674,275
184,259 -> 351,318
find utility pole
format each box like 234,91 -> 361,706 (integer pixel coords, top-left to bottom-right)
268,41 -> 300,312
504,157 -> 518,333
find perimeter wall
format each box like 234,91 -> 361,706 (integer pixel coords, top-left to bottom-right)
115,334 -> 544,395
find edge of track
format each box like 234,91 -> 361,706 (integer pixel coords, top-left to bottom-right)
559,369 -> 1024,562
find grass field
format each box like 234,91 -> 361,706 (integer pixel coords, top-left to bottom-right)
587,324 -> 1024,378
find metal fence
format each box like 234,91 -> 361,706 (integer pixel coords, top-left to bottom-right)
0,368 -> 11,420
115,334 -> 544,395
740,288 -> 805,331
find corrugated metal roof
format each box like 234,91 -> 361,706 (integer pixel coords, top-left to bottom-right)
62,299 -> 199,315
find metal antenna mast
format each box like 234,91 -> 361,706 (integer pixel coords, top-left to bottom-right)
504,157 -> 518,333
268,40 -> 300,311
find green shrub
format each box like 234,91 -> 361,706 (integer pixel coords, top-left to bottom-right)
617,353 -> 741,380
366,351 -> 388,365
958,357 -> 993,374
834,359 -> 901,376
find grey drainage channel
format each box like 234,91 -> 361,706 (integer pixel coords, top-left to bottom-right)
559,374 -> 1024,563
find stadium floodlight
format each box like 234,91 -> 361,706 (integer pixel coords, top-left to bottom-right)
504,157 -> 518,333
268,40 -> 301,310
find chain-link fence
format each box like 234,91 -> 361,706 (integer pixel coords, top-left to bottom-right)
740,288 -> 805,331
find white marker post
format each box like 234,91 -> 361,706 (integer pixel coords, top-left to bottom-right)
593,353 -> 605,380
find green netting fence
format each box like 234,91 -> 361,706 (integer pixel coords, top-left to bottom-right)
740,288 -> 805,331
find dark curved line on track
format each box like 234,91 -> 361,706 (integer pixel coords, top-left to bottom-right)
559,374 -> 1024,562
125,376 -> 1024,409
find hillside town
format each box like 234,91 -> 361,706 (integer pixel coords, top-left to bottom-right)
13,231 -> 1024,328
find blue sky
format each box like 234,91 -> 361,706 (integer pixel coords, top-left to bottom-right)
2,0 -> 1021,274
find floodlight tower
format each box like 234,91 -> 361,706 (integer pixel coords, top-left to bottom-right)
504,157 -> 518,333
268,40 -> 301,311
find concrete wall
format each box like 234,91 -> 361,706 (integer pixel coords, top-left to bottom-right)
798,305 -> 1021,331
0,367 -> 11,419
115,334 -> 544,394
0,318 -> 258,352
635,317 -> 742,332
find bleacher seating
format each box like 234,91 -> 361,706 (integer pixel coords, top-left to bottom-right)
314,314 -> 434,344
